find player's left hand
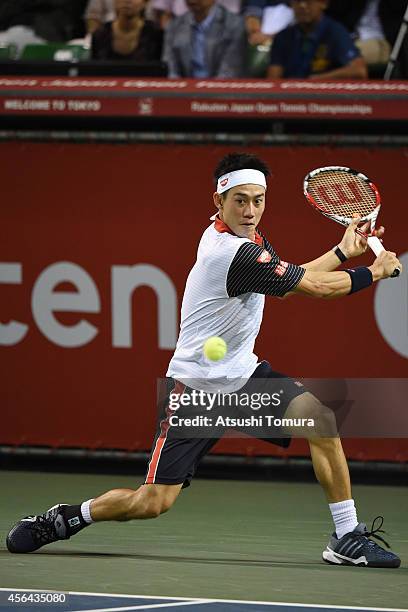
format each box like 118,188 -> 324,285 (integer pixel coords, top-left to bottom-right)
339,215 -> 385,259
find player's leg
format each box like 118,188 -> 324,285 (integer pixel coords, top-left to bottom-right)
90,482 -> 183,520
245,365 -> 400,568
308,436 -> 351,502
6,482 -> 183,554
285,393 -> 400,568
6,392 -> 218,554
284,392 -> 351,502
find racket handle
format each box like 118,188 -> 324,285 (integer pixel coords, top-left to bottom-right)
367,236 -> 400,278
367,235 -> 384,256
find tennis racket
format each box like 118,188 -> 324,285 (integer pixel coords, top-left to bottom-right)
303,166 -> 400,278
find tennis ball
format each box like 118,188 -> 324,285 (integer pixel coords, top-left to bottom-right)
203,336 -> 227,361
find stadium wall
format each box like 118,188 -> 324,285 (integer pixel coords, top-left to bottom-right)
1,141 -> 407,461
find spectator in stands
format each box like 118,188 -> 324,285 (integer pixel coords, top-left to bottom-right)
91,0 -> 162,61
244,0 -> 293,46
162,0 -> 246,77
151,0 -> 241,31
0,0 -> 87,55
268,0 -> 367,79
85,0 -> 116,34
326,0 -> 407,68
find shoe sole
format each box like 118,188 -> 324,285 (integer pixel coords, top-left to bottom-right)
322,546 -> 401,568
323,546 -> 367,566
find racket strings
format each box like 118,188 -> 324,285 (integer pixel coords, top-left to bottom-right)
307,172 -> 377,216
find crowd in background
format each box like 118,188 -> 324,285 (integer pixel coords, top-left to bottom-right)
0,0 -> 407,78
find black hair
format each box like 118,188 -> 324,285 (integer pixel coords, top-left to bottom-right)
213,153 -> 270,187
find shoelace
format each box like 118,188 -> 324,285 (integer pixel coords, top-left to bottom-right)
364,516 -> 390,549
27,514 -> 59,545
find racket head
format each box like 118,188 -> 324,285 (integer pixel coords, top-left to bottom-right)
303,166 -> 381,230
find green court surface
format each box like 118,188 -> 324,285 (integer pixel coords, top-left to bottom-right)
0,471 -> 407,609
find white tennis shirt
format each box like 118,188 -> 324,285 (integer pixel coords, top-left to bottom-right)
167,216 -> 304,391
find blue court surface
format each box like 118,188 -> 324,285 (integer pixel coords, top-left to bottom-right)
0,590 -> 407,612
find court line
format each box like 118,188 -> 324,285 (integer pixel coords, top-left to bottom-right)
0,589 -> 407,612
199,600 -> 408,612
0,589 -> 194,602
67,592 -> 408,612
74,602 -> 214,612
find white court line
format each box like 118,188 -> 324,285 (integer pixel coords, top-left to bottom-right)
0,589 -> 407,612
0,589 -> 194,602
74,601 -> 214,612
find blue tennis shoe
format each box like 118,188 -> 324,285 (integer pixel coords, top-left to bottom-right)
322,517 -> 401,568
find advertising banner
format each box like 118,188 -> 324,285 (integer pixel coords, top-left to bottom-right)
0,78 -> 407,120
1,142 -> 407,461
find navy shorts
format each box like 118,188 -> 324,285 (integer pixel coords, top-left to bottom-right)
145,361 -> 307,488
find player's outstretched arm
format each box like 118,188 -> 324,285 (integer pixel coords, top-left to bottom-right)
294,251 -> 402,299
300,217 -> 385,273
300,249 -> 349,273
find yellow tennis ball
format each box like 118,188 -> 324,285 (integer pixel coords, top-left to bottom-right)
203,336 -> 227,361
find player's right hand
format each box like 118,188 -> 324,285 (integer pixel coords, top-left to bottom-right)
371,251 -> 402,279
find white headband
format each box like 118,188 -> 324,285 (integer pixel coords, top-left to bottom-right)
216,169 -> 267,194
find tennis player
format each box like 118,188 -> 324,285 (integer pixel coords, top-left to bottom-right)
7,153 -> 402,568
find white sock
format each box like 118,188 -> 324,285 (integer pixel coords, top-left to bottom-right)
329,499 -> 358,539
80,499 -> 94,524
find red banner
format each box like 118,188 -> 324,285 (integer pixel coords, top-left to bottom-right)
1,142 -> 407,461
0,77 -> 407,119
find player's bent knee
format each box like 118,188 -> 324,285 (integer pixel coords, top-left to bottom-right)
306,401 -> 338,438
141,504 -> 162,519
127,484 -> 181,520
285,393 -> 338,438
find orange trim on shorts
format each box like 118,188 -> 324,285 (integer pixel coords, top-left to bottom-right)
145,381 -> 186,484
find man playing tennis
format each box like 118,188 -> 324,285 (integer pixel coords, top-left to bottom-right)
7,153 -> 402,567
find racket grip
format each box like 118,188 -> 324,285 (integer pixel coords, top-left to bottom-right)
367,236 -> 384,256
367,236 -> 400,278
